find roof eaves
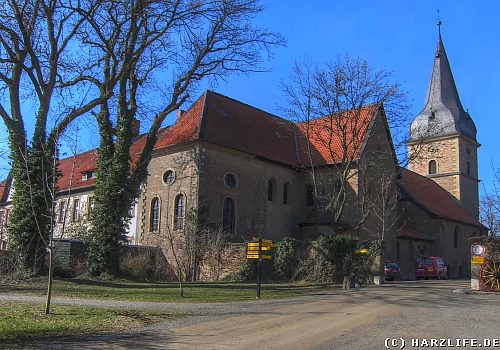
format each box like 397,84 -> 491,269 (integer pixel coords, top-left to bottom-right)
357,104 -> 379,161
197,90 -> 210,140
397,180 -> 484,228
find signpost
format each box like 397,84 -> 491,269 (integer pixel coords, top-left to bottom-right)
470,243 -> 487,291
246,236 -> 276,299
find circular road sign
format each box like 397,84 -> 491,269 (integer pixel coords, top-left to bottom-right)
471,244 -> 486,256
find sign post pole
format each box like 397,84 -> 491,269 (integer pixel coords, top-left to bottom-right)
256,237 -> 262,299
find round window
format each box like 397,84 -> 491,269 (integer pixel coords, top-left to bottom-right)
163,170 -> 175,185
224,173 -> 237,189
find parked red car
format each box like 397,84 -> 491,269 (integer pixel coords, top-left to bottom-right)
415,256 -> 447,279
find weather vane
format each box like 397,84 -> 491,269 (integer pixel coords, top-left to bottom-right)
437,9 -> 442,29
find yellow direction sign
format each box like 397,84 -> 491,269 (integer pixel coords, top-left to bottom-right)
247,246 -> 271,251
355,248 -> 369,254
471,256 -> 486,264
246,254 -> 272,260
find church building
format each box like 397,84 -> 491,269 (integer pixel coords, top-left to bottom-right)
0,28 -> 486,279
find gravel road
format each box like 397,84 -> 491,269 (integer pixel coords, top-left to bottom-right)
2,280 -> 499,349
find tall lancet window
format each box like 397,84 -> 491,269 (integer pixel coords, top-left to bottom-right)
174,194 -> 185,230
222,197 -> 235,234
150,197 -> 160,232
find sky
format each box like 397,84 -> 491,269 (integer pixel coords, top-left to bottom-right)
213,1 -> 500,196
1,1 -> 499,198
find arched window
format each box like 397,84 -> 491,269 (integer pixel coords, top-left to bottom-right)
306,184 -> 314,206
283,183 -> 290,205
174,194 -> 185,230
150,197 -> 160,232
267,179 -> 276,201
453,226 -> 460,248
428,160 -> 437,175
223,197 -> 235,234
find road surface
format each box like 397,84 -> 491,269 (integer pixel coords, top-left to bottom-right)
5,280 -> 499,349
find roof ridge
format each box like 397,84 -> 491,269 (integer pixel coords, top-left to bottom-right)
57,147 -> 97,163
207,90 -> 295,126
295,102 -> 379,125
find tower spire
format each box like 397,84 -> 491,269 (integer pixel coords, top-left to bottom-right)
437,9 -> 442,36
408,23 -> 476,142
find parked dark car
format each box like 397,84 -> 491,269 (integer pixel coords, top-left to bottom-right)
384,261 -> 401,281
415,256 -> 447,279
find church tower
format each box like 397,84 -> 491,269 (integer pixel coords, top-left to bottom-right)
407,23 -> 480,219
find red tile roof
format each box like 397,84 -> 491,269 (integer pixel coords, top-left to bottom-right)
154,94 -> 205,150
296,104 -> 377,165
0,90 -> 380,196
398,168 -> 483,228
201,91 -> 300,166
56,149 -> 98,191
55,94 -> 207,192
0,177 -> 12,204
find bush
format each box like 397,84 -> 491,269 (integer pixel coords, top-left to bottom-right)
274,238 -> 307,280
296,253 -> 336,283
118,246 -> 173,281
315,233 -> 361,283
222,235 -> 377,284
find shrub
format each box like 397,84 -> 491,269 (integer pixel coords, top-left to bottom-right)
296,253 -> 336,283
118,246 -> 173,281
315,233 -> 360,283
274,238 -> 307,280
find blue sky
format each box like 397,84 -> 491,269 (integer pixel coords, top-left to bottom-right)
1,1 -> 499,198
213,1 -> 500,196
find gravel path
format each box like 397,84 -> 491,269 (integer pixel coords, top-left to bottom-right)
0,287 -> 350,346
2,280 -> 499,349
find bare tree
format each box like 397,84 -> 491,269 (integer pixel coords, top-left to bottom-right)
72,0 -> 284,275
366,171 -> 400,243
0,0 -> 109,274
281,57 -> 408,236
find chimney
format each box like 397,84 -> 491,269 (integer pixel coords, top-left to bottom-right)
176,109 -> 185,121
131,118 -> 140,140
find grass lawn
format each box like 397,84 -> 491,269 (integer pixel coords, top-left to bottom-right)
0,301 -> 182,348
0,277 -> 336,303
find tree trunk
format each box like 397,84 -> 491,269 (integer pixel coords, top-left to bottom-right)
45,241 -> 54,314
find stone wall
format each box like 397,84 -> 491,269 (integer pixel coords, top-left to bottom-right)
198,243 -> 246,280
199,142 -> 307,241
407,135 -> 479,219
